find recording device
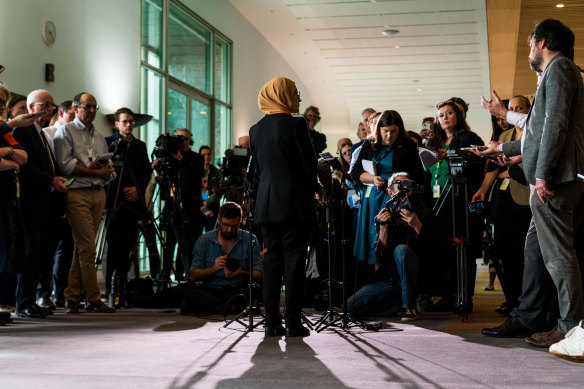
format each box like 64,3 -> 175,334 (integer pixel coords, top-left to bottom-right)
467,200 -> 485,214
383,179 -> 424,222
319,152 -> 355,185
577,173 -> 584,181
446,150 -> 466,176
219,146 -> 250,190
31,110 -> 48,118
63,177 -> 75,187
225,257 -> 240,272
95,153 -> 114,164
422,122 -> 431,130
152,134 -> 182,175
459,145 -> 488,152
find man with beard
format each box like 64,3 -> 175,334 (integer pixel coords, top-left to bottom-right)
479,19 -> 584,347
171,202 -> 262,315
303,105 -> 327,154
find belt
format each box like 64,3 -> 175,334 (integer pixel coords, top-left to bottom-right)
72,185 -> 103,191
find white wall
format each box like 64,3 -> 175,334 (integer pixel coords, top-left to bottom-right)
0,0 -> 141,136
0,0 -> 310,145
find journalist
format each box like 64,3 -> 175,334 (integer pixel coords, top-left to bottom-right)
104,107 -> 152,303
347,173 -> 429,320
153,132 -> 204,281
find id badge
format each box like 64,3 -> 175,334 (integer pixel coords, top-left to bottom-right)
432,184 -> 441,198
365,185 -> 373,199
202,191 -> 209,201
499,178 -> 510,191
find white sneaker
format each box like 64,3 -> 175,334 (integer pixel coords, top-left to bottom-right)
549,320 -> 584,361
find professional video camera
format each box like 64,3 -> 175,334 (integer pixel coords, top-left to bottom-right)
152,134 -> 183,177
384,179 -> 424,220
218,146 -> 250,190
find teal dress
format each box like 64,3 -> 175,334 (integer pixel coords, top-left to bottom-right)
353,145 -> 393,264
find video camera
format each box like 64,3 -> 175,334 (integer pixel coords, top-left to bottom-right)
384,179 -> 424,219
152,134 -> 183,176
218,146 -> 250,190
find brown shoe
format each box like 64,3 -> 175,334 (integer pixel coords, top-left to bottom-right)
65,301 -> 80,314
525,326 -> 564,348
86,300 -> 115,313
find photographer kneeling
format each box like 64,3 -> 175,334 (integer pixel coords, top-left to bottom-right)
171,202 -> 263,315
347,172 -> 429,321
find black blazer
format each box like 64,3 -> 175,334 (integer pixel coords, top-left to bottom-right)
12,124 -> 65,218
250,113 -> 318,223
351,137 -> 424,187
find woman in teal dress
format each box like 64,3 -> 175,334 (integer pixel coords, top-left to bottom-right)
351,110 -> 424,265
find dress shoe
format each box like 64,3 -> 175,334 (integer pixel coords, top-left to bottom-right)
38,297 -> 57,310
265,325 -> 286,337
86,300 -> 115,313
285,325 -> 310,337
525,325 -> 565,348
482,318 -> 533,338
65,300 -> 80,314
15,304 -> 48,318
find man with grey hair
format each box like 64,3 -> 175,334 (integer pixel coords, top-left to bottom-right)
12,89 -> 68,317
54,92 -> 116,313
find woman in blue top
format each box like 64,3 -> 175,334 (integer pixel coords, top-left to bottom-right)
351,110 -> 424,266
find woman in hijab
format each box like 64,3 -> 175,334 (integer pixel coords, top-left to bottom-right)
249,77 -> 317,337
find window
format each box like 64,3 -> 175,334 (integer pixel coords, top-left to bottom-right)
139,0 -> 232,275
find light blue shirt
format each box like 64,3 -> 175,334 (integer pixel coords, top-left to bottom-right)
190,228 -> 263,288
53,117 -> 115,188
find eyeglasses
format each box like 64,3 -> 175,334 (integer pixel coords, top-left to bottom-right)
33,102 -> 54,109
119,120 -> 135,125
78,104 -> 99,111
220,221 -> 240,229
341,150 -> 352,156
295,90 -> 301,98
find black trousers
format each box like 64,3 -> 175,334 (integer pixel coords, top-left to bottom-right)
260,221 -> 310,325
105,206 -> 141,291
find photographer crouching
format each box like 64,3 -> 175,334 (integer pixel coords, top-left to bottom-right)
347,172 -> 429,321
152,131 -> 204,282
154,202 -> 262,315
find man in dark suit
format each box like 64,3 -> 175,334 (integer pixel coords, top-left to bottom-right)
12,89 -> 68,318
479,19 -> 584,346
104,108 -> 152,305
250,77 -> 318,337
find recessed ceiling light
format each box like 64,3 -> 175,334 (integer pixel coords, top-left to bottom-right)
394,45 -> 400,48
556,3 -> 565,7
382,29 -> 399,36
417,88 -> 423,92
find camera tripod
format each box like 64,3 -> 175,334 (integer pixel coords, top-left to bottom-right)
224,156 -> 265,331
433,175 -> 473,322
314,184 -> 362,332
95,150 -> 165,307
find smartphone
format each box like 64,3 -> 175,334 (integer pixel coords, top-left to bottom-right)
467,201 -> 485,214
63,177 -> 76,187
30,110 -> 48,118
471,145 -> 488,151
422,122 -> 431,130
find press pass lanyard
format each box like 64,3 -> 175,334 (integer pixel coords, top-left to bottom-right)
432,162 -> 441,198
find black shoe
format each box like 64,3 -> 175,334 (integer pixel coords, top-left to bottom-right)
285,325 -> 310,337
265,325 -> 286,337
15,304 -> 48,318
424,299 -> 454,312
482,318 -> 533,338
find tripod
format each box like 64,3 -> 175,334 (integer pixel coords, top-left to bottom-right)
433,175 -> 473,322
95,151 -> 164,307
314,192 -> 362,332
224,157 -> 265,331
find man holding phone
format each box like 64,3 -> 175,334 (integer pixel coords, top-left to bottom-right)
54,92 -> 116,313
12,89 -> 68,318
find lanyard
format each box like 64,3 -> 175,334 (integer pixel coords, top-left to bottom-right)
202,168 -> 210,191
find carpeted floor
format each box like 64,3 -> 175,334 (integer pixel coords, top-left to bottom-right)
1,264 -> 583,388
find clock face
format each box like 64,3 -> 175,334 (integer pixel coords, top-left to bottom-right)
42,21 -> 56,45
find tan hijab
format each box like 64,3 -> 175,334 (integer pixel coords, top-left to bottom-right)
258,77 -> 296,115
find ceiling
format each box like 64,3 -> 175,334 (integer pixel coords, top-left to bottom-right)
231,0 -> 584,145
